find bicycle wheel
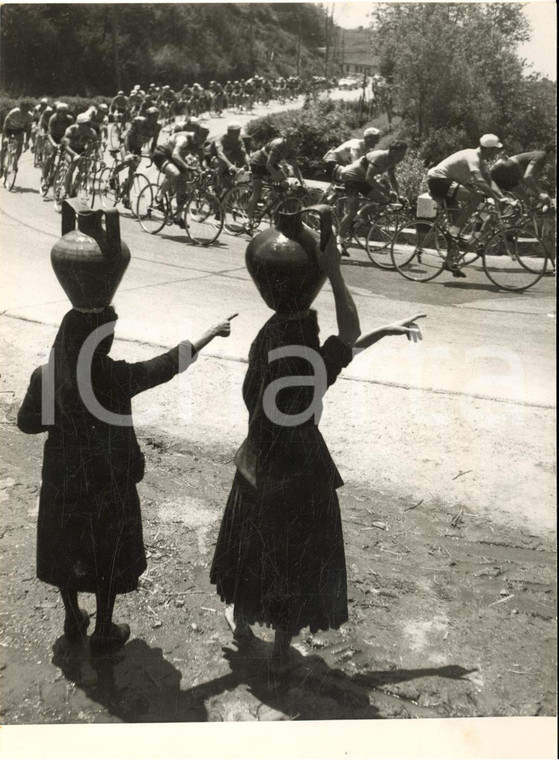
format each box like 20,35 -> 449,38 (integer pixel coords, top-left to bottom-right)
53,160 -> 69,212
3,149 -> 17,191
93,167 -> 117,209
184,190 -> 223,246
365,210 -> 401,269
136,184 -> 168,234
128,173 -> 150,217
391,218 -> 447,282
483,225 -> 548,291
223,185 -> 251,234
108,123 -> 122,151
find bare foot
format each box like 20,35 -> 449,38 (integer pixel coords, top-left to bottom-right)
224,605 -> 255,643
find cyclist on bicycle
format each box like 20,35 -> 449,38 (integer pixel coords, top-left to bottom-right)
152,124 -> 210,228
87,104 -> 109,147
427,134 -> 507,274
0,102 -> 32,177
110,91 -> 129,126
157,85 -> 178,120
210,122 -> 250,195
490,143 -> 555,205
323,127 -> 381,182
111,106 -> 161,209
61,113 -> 99,195
31,98 -> 50,151
337,140 -> 408,257
128,88 -> 143,118
41,103 -> 74,192
246,130 -> 306,224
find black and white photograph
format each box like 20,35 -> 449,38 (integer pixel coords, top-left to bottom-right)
0,1 -> 556,757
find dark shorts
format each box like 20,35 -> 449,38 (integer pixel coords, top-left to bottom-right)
250,163 -> 269,180
3,128 -> 24,139
324,161 -> 339,181
427,177 -> 460,206
127,144 -> 142,158
344,180 -> 373,197
490,161 -> 522,192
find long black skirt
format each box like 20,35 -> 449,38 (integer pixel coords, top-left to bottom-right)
37,477 -> 147,594
210,471 -> 348,636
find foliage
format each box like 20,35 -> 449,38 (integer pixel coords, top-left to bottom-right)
0,4 -> 330,96
370,3 -> 553,158
246,98 -> 371,180
395,149 -> 428,204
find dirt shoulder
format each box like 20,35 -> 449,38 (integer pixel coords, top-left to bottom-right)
0,315 -> 556,723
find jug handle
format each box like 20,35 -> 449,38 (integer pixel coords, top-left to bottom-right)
300,203 -> 334,259
104,208 -> 121,259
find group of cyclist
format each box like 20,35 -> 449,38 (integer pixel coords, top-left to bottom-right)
1,83 -> 554,277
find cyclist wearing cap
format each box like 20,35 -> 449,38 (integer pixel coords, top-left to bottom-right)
111,108 -> 161,208
41,103 -> 74,190
61,114 -> 99,194
110,91 -> 129,126
1,102 -> 33,177
153,125 -> 210,227
337,140 -> 408,256
31,98 -> 50,150
211,122 -> 250,194
246,132 -> 305,223
490,143 -> 555,205
323,127 -> 381,181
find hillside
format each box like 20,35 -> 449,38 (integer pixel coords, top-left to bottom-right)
0,3 -> 335,96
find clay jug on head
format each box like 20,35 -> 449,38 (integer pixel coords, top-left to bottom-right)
245,204 -> 334,314
50,199 -> 130,311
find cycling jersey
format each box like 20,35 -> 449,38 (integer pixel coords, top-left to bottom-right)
48,113 -> 74,144
427,148 -> 489,186
212,133 -> 249,167
250,138 -> 297,170
39,106 -> 55,132
323,138 -> 366,165
3,107 -> 33,134
125,116 -> 161,153
490,151 -> 547,191
32,104 -> 48,123
153,131 -> 202,171
63,123 -> 98,154
110,95 -> 128,113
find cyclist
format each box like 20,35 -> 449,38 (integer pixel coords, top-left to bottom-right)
41,102 -> 74,192
110,90 -> 129,127
31,98 -> 50,151
128,87 -> 143,118
0,102 -> 33,177
157,85 -> 178,121
337,140 -> 408,257
246,130 -> 306,224
152,123 -> 210,227
87,104 -> 109,148
211,122 -> 250,195
112,106 -> 161,208
427,134 -> 507,274
61,113 -> 99,195
490,143 -> 555,205
323,127 -> 381,182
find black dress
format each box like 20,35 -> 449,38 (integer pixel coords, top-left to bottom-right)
210,311 -> 353,636
18,332 -> 195,596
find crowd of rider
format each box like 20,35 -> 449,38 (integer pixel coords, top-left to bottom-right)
1,78 -> 554,274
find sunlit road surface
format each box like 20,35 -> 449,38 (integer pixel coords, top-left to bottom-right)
0,92 -> 555,410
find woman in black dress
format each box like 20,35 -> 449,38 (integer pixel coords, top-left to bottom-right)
18,305 -> 234,653
211,233 -> 425,671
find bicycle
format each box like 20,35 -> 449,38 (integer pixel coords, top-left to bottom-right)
33,130 -> 47,168
390,198 -> 550,291
136,168 -> 223,246
1,136 -> 20,191
93,149 -> 150,215
40,142 -> 66,197
222,178 -> 315,236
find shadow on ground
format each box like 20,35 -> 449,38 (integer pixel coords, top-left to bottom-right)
52,633 -> 475,722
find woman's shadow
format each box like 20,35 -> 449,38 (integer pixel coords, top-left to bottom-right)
52,633 -> 475,722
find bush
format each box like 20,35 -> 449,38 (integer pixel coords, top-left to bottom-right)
246,98 -> 372,181
396,149 -> 428,204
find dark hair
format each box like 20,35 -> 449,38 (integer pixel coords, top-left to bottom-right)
389,140 -> 408,152
544,143 -> 555,153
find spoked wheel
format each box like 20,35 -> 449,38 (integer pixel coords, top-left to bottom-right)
2,151 -> 17,191
223,185 -> 251,235
184,191 -> 224,246
366,215 -> 398,269
108,123 -> 122,151
52,161 -> 69,212
128,173 -> 150,217
93,167 -> 117,209
482,225 -> 548,291
136,184 -> 168,234
391,218 -> 447,282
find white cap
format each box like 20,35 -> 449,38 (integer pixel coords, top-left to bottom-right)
364,127 -> 381,138
77,113 -> 90,124
479,134 -> 503,148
